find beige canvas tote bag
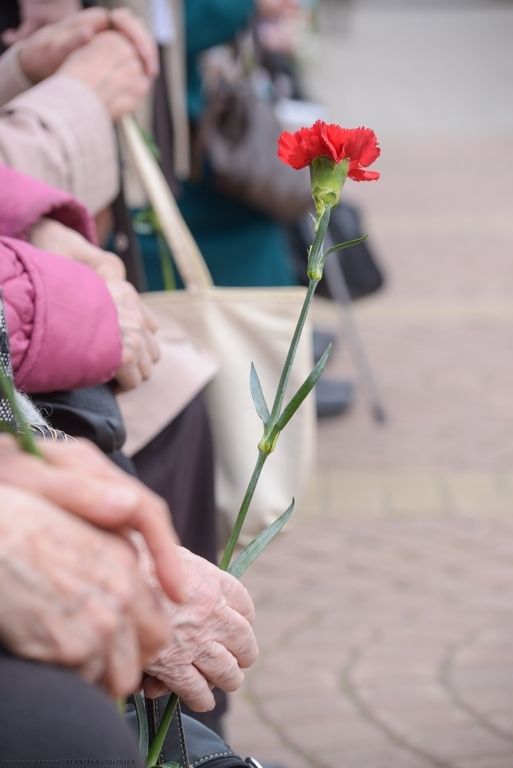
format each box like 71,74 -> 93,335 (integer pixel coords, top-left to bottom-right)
120,117 -> 316,546
117,311 -> 218,457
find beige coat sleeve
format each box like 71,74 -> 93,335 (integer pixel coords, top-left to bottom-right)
0,73 -> 119,214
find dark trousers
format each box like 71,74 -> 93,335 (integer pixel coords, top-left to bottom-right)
0,650 -> 143,765
133,392 -> 218,565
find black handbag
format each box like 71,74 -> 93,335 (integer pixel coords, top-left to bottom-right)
126,696 -> 263,768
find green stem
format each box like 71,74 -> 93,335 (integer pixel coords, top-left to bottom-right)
307,205 -> 332,281
219,450 -> 268,571
268,207 -> 331,424
146,693 -> 178,767
0,369 -> 41,457
156,229 -> 176,292
269,279 -> 317,424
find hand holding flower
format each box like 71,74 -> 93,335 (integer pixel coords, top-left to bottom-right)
143,547 -> 258,712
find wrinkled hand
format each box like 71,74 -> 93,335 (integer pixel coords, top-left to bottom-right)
16,7 -> 158,83
2,0 -> 81,46
59,29 -> 153,120
0,482 -> 170,696
0,435 -> 183,604
30,218 -> 125,281
16,9 -> 114,83
106,279 -> 161,391
143,548 -> 259,712
257,0 -> 300,19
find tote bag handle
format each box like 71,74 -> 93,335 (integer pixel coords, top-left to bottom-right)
119,116 -> 213,291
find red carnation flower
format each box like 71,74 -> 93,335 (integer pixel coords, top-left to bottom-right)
278,120 -> 380,181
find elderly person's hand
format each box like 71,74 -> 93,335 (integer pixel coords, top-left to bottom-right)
0,481 -> 170,697
106,279 -> 161,390
0,436 -> 182,604
257,0 -> 300,19
30,217 -> 125,280
2,0 -> 81,45
13,7 -> 158,83
142,547 -> 259,712
29,218 -> 160,390
58,28 -> 153,121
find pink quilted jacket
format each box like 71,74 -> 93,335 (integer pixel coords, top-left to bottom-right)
0,165 -> 122,393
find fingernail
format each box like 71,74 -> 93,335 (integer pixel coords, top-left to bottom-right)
105,485 -> 139,510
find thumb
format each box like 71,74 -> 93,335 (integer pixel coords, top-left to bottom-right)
2,21 -> 38,45
1,28 -> 21,45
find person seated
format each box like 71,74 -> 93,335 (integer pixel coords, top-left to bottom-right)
0,7 -> 220,562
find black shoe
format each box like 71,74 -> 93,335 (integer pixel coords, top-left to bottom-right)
316,378 -> 354,418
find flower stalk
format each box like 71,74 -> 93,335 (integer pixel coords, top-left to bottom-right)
146,693 -> 178,767
0,368 -> 42,458
142,117 -> 380,764
219,450 -> 268,571
219,205 -> 335,574
147,201 -> 339,765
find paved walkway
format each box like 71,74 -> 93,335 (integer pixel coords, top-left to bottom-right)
226,1 -> 513,766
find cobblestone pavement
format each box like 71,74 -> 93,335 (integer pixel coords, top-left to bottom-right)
226,1 -> 513,766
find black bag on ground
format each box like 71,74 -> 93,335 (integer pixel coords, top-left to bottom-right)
288,201 -> 385,300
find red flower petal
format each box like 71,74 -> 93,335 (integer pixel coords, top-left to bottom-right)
277,120 -> 380,182
344,126 -> 381,167
319,122 -> 352,163
348,167 -> 381,182
277,123 -> 327,169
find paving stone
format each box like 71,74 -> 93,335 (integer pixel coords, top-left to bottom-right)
456,758 -> 513,768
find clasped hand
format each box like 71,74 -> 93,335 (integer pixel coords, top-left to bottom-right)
0,438 -> 258,707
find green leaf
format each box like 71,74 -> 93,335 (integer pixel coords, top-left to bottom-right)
0,368 -> 17,436
140,128 -> 162,161
132,209 -> 157,235
323,233 -> 368,260
250,363 -> 270,425
228,499 -> 295,579
0,368 -> 41,456
275,343 -> 332,433
133,693 -> 149,758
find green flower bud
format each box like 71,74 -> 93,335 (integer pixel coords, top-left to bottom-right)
310,157 -> 349,217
